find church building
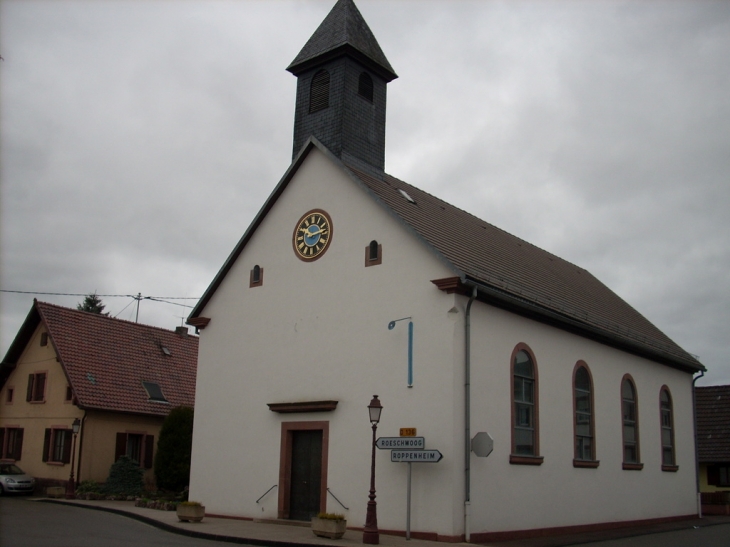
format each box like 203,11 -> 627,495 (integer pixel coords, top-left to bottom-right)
187,0 -> 704,541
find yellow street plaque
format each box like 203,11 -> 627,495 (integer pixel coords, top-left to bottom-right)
400,428 -> 417,437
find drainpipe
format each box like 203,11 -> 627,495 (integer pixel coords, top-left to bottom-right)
692,370 -> 705,518
464,286 -> 477,542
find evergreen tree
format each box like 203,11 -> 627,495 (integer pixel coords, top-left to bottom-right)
77,293 -> 107,314
154,406 -> 194,492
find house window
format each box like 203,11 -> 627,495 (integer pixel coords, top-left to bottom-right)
40,332 -> 48,346
708,465 -> 730,487
115,432 -> 154,469
0,427 -> 24,460
6,387 -> 14,404
309,70 -> 330,113
365,240 -> 382,266
510,345 -> 542,464
358,72 -> 373,102
250,265 -> 263,287
26,372 -> 47,403
621,376 -> 642,469
660,387 -> 677,470
42,428 -> 72,464
574,363 -> 597,467
142,381 -> 167,403
65,386 -> 73,402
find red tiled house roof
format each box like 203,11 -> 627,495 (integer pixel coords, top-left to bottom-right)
696,385 -> 730,463
189,139 -> 703,375
1,300 -> 197,416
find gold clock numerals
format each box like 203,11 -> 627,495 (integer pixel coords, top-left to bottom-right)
292,209 -> 333,262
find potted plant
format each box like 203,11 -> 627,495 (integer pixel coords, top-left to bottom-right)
311,512 -> 347,539
176,501 -> 205,522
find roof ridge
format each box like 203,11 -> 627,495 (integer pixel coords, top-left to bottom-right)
377,170 -> 590,274
35,300 -> 196,338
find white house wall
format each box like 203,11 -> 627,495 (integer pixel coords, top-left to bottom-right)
189,148 -> 464,536
466,300 -> 697,534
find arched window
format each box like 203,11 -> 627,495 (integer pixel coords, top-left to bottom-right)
309,70 -> 330,113
250,265 -> 263,288
511,346 -> 542,464
358,72 -> 373,102
365,240 -> 381,266
574,363 -> 597,466
621,376 -> 642,469
660,387 -> 677,470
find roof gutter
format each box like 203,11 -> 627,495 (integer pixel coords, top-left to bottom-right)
692,369 -> 705,518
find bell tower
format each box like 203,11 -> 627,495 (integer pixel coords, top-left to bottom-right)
287,0 -> 397,176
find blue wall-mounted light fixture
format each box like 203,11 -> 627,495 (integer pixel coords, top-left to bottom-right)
388,317 -> 413,387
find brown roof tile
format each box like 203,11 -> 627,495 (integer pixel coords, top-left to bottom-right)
4,301 -> 197,417
696,385 -> 730,463
347,165 -> 702,372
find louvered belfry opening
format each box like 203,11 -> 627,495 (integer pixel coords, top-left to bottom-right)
309,70 -> 330,113
358,72 -> 373,102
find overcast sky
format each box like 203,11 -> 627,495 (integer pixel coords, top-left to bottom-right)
1,0 -> 728,385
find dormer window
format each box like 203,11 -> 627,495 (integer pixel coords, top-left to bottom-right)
142,381 -> 168,403
250,265 -> 263,287
309,70 -> 330,113
358,72 -> 373,102
365,240 -> 382,267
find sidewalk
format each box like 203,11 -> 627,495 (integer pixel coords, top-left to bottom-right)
36,499 -> 730,547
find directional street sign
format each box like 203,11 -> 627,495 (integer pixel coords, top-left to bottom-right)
391,449 -> 443,463
376,437 -> 425,449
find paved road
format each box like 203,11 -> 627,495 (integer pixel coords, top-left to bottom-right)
0,498 -> 237,547
568,523 -> 730,547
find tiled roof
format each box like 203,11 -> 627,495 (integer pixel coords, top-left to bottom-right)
696,385 -> 730,463
347,164 -> 703,373
287,0 -> 397,81
4,301 -> 197,417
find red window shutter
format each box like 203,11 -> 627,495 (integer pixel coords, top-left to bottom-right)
143,435 -> 154,469
115,432 -> 127,461
0,429 -> 5,459
27,374 -> 35,401
42,429 -> 51,462
62,430 -> 73,464
13,429 -> 24,461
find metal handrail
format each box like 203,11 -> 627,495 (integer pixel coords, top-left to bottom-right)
256,484 -> 278,504
327,488 -> 349,511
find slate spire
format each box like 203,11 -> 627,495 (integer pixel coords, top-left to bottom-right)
287,0 -> 397,81
288,0 -> 397,175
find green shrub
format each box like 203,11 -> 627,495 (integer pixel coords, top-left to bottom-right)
75,480 -> 102,495
103,455 -> 144,497
317,512 -> 345,520
154,406 -> 194,492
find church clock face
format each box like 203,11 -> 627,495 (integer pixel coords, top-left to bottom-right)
293,209 -> 333,261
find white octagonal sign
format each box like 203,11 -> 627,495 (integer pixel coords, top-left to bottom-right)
471,432 -> 494,458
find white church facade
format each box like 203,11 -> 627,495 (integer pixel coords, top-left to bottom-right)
187,0 -> 704,541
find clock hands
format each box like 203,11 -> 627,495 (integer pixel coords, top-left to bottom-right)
301,226 -> 328,238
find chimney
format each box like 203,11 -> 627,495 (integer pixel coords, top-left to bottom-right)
175,326 -> 188,337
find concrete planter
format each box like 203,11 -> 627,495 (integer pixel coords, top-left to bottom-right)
176,503 -> 205,522
311,517 -> 347,539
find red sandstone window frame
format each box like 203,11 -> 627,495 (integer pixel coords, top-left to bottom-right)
621,375 -> 643,470
510,344 -> 543,465
573,362 -> 599,468
659,386 -> 678,471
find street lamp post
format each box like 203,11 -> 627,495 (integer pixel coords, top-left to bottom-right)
65,418 -> 81,499
363,395 -> 383,545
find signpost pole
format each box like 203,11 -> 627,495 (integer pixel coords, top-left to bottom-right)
406,462 -> 412,540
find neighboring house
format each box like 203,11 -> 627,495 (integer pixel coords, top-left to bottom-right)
0,300 -> 197,490
696,385 -> 730,495
187,0 -> 705,541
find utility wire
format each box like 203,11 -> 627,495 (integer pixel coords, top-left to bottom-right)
1,289 -> 199,303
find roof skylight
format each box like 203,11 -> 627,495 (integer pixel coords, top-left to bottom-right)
142,381 -> 168,403
398,189 -> 416,204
